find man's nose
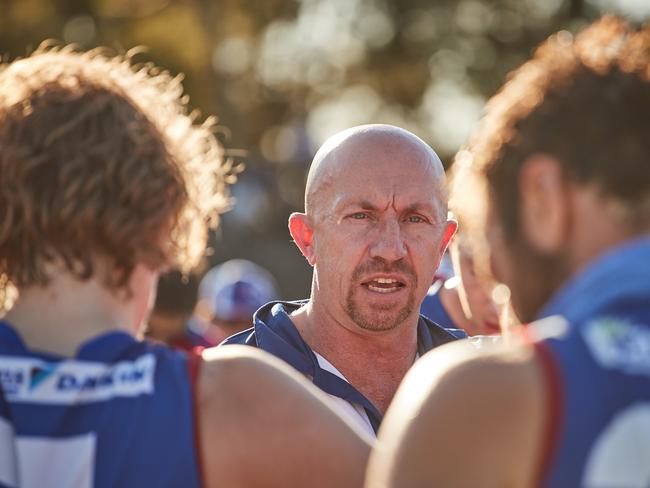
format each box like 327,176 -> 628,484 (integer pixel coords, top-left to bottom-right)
368,219 -> 407,262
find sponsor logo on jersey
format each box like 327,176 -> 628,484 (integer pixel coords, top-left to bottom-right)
582,317 -> 650,376
0,354 -> 156,405
30,365 -> 57,390
0,367 -> 24,396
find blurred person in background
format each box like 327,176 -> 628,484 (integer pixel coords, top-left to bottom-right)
145,270 -> 213,351
420,230 -> 506,336
225,124 -> 461,437
432,251 -> 455,283
0,46 -> 370,487
196,259 -> 279,344
367,16 -> 650,488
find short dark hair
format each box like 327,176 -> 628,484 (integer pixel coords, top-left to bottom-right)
451,16 -> 650,247
153,270 -> 200,318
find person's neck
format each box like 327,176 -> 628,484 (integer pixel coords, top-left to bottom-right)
291,299 -> 419,414
5,274 -> 136,357
569,189 -> 650,276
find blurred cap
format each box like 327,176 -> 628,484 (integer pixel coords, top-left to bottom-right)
198,259 -> 279,322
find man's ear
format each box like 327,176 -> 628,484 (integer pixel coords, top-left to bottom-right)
519,154 -> 570,253
439,219 -> 458,255
432,219 -> 458,272
288,212 -> 316,266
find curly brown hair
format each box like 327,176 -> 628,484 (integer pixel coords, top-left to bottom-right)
0,45 -> 232,308
450,16 -> 650,263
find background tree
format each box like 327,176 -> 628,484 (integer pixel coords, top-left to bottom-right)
1,0 -> 646,296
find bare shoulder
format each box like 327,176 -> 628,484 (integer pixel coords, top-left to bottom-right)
196,345 -> 351,423
198,344 -> 300,401
197,345 -> 371,488
367,339 -> 548,488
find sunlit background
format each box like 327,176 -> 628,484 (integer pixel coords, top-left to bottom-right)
2,0 -> 648,297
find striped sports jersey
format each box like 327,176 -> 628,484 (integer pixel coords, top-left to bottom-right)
0,322 -> 202,488
533,236 -> 650,487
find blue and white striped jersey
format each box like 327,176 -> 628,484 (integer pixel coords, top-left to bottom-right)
0,323 -> 202,488
531,236 -> 650,487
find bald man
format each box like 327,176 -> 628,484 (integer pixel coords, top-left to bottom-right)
224,124 -> 461,436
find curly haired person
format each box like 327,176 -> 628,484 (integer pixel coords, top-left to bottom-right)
0,46 -> 369,488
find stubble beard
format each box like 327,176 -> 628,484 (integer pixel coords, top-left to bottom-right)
345,259 -> 418,331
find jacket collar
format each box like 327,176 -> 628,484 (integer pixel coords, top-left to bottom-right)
250,300 -> 459,432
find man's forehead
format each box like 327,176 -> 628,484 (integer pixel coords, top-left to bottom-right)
306,125 -> 447,214
325,169 -> 446,216
330,191 -> 443,213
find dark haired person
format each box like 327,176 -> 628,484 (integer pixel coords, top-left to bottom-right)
0,46 -> 369,487
145,270 -> 213,351
367,16 -> 650,487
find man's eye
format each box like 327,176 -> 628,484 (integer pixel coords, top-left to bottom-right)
350,213 -> 367,220
406,215 -> 425,223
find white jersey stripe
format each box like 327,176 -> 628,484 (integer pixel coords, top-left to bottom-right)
16,433 -> 96,488
0,417 -> 18,487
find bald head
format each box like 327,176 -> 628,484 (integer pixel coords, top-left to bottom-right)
305,125 -> 448,219
290,124 -> 457,334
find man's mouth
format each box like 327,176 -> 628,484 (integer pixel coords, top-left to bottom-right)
362,277 -> 406,294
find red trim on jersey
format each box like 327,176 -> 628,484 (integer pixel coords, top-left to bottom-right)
532,341 -> 564,487
514,322 -> 534,342
186,349 -> 205,487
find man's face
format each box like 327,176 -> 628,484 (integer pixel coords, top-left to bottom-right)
485,203 -> 569,323
310,140 -> 452,333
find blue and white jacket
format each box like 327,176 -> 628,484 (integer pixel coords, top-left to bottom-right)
223,300 -> 463,434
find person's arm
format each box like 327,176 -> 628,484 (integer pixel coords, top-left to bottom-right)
366,340 -> 547,488
198,345 -> 372,488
